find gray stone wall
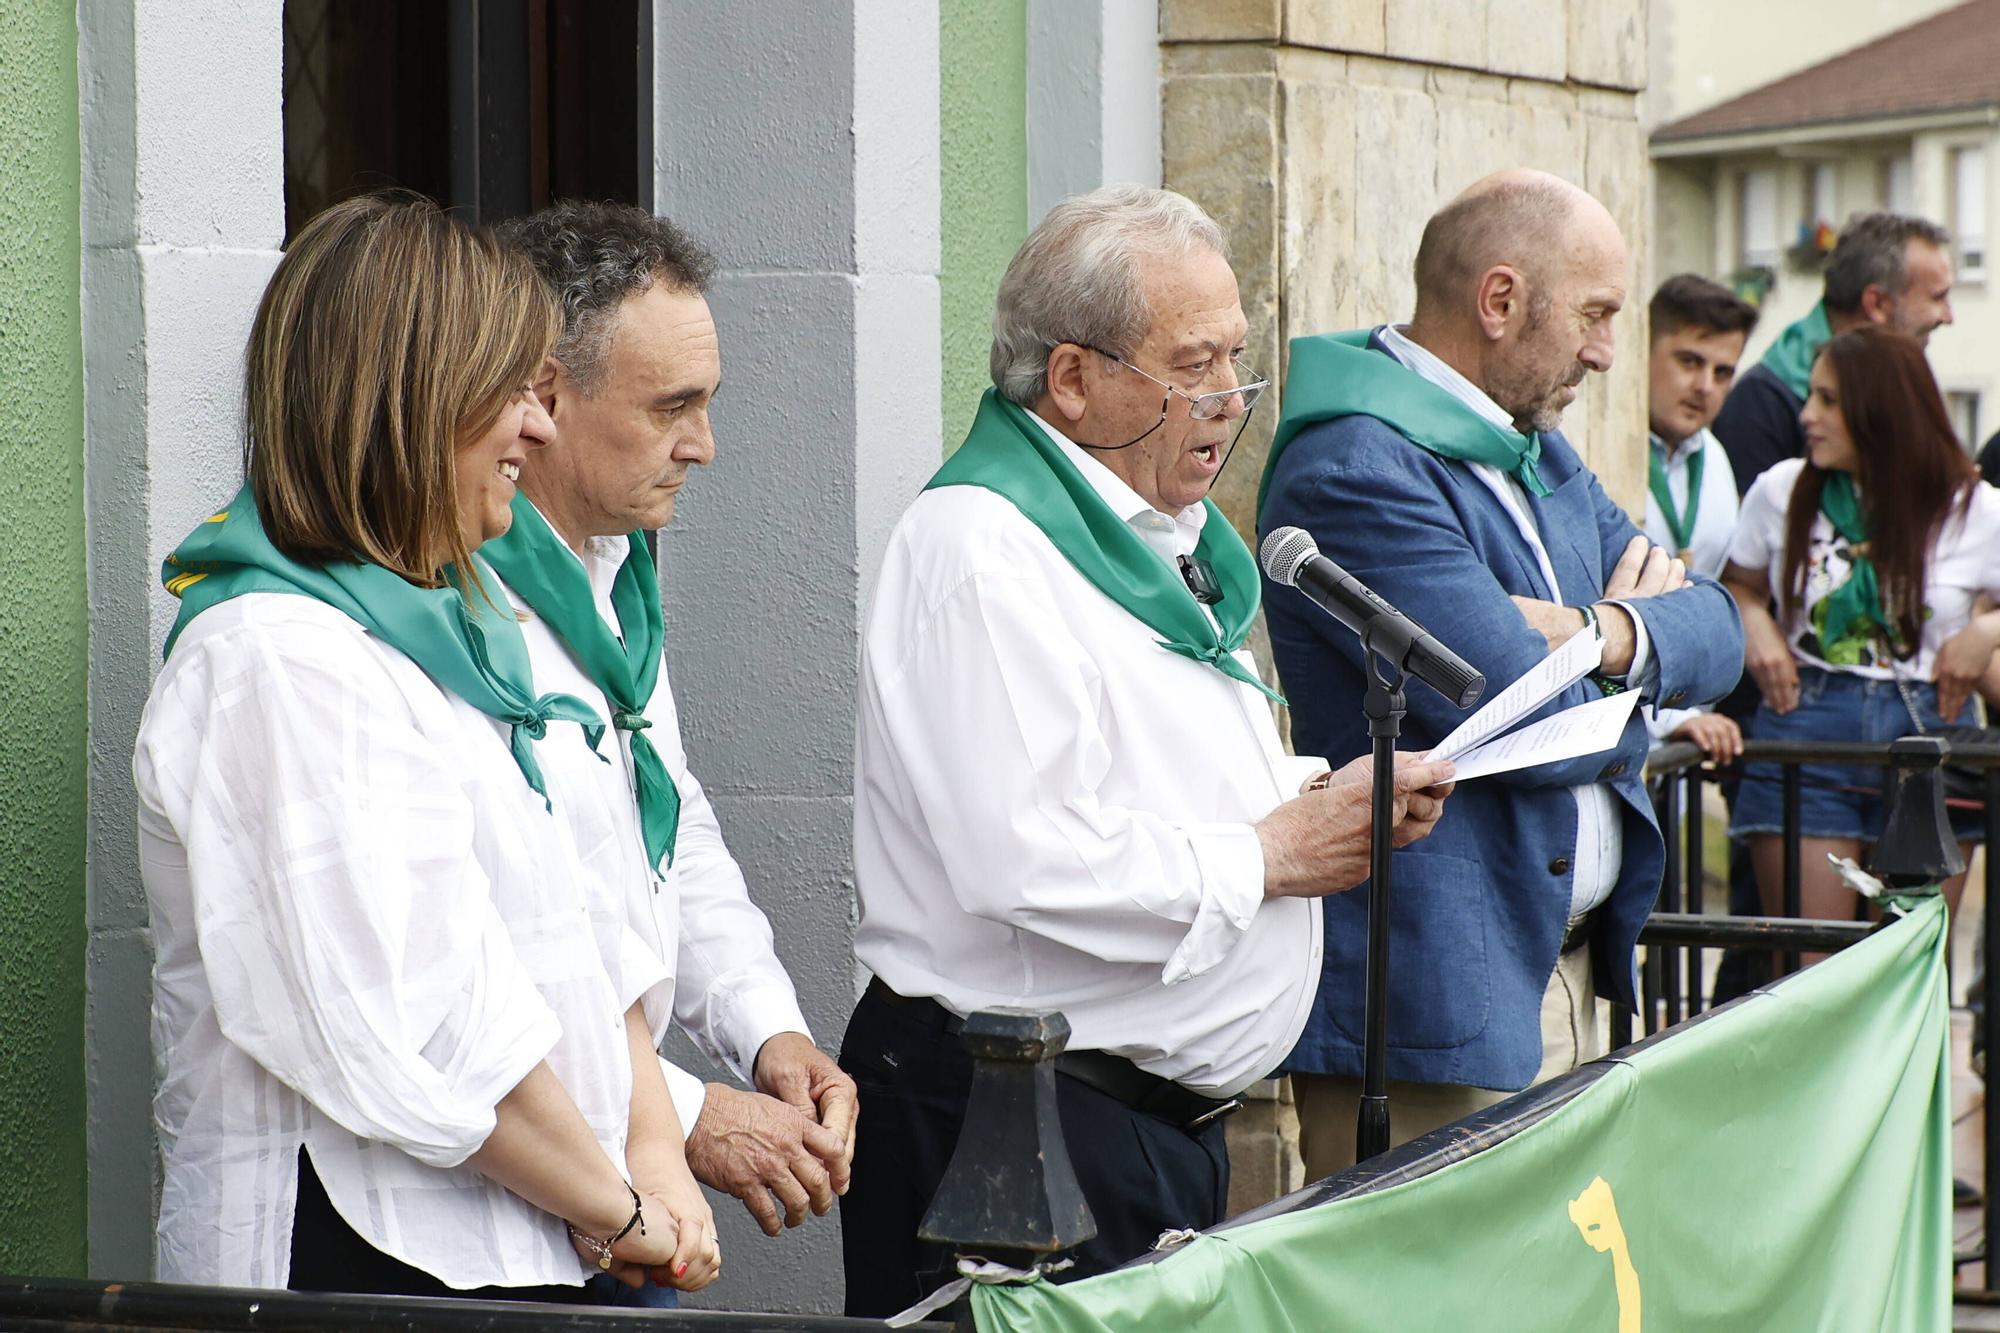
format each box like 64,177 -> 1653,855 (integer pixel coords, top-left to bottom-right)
1161,0 -> 1653,548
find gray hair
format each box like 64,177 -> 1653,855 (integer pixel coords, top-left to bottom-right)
1413,174 -> 1579,317
1823,212 -> 1950,314
495,200 -> 717,394
990,185 -> 1227,407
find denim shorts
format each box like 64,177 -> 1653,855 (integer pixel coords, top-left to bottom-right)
1732,664 -> 1984,843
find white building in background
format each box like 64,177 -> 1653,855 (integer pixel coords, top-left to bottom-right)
1650,0 -> 2000,447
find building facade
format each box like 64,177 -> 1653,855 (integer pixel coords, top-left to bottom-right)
1652,0 -> 2000,447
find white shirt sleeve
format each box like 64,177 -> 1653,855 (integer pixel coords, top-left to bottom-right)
144,620 -> 560,1170
659,1056 -> 709,1140
648,670 -> 811,1086
871,566 -> 1267,985
1726,461 -> 1793,575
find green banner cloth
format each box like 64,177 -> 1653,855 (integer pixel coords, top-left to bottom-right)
974,896 -> 1951,1332
482,496 -> 682,871
161,487 -> 604,805
1257,329 -> 1551,519
929,390 -> 1278,701
1760,303 -> 1833,402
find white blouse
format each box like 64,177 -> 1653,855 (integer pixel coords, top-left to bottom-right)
852,421 -> 1325,1100
135,591 -> 649,1290
1729,457 -> 2000,681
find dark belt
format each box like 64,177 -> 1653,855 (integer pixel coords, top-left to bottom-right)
864,978 -> 1241,1133
1562,910 -> 1598,955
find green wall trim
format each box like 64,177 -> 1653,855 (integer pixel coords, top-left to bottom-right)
0,0 -> 89,1274
939,0 -> 1028,454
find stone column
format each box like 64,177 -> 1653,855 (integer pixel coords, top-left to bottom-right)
78,1 -> 285,1276
648,1 -> 941,1312
1161,0 -> 1653,542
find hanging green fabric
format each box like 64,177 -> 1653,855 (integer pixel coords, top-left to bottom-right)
927,390 -> 1279,702
1258,329 -> 1551,519
161,486 -> 604,805
482,496 -> 682,872
1647,436 -> 1706,555
1815,471 -> 1899,652
1758,303 -> 1832,402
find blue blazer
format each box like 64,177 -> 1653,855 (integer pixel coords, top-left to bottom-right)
1260,362 -> 1744,1091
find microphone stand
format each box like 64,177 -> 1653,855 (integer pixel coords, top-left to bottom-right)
1356,618 -> 1418,1162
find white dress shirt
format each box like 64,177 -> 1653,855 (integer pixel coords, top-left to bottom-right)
134,593 -> 637,1289
852,411 -> 1326,1099
497,518 -> 811,1134
1379,326 -> 1651,916
1643,428 -> 1739,739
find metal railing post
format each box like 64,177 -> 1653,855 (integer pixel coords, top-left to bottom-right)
918,1009 -> 1096,1327
1685,767 -> 1706,1014
1781,765 -> 1803,975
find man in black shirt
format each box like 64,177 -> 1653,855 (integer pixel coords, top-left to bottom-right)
1711,212 -> 1954,494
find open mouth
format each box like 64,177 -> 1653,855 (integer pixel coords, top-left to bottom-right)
1192,442 -> 1220,467
497,461 -> 521,482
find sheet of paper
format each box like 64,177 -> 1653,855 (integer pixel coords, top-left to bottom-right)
1425,628 -> 1602,764
1443,689 -> 1640,783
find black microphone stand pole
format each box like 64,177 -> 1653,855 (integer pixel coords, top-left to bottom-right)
1356,629 -> 1407,1162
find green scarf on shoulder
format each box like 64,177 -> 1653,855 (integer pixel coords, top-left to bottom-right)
1759,303 -> 1832,402
927,390 -> 1278,701
1257,328 -> 1550,518
162,486 -> 604,804
482,496 -> 682,872
1814,470 -> 1900,653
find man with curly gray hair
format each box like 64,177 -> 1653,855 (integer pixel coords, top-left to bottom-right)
839,184 -> 1454,1314
490,203 -> 859,1266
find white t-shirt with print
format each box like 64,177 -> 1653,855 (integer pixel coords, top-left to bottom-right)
1728,456 -> 2000,680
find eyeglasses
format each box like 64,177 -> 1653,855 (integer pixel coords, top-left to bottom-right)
1085,347 -> 1270,421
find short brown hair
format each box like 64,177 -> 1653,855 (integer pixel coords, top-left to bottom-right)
244,191 -> 559,587
1649,273 -> 1758,342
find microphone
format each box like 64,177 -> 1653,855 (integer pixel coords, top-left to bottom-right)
1260,526 -> 1485,709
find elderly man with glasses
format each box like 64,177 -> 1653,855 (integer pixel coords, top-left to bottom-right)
837,184 -> 1457,1316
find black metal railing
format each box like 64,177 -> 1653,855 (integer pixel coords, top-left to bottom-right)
1641,733 -> 2000,1299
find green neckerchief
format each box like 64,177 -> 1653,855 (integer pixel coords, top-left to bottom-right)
927,389 -> 1279,702
161,486 -> 605,805
1759,303 -> 1832,402
1648,434 -> 1706,554
1815,471 -> 1899,651
1258,328 -> 1551,518
482,496 -> 682,872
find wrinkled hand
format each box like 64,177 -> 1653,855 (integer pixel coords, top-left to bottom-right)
684,1082 -> 847,1236
1671,712 -> 1742,765
1933,616 -> 2000,722
754,1032 -> 858,1190
1257,753 -> 1456,898
1741,609 -> 1799,714
1603,536 -> 1692,601
1509,596 -> 1587,652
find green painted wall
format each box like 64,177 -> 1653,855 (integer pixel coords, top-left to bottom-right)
0,0 -> 89,1274
939,0 -> 1028,451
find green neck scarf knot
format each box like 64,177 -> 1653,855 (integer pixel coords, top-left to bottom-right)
1259,328 -> 1552,519
482,497 -> 683,872
927,390 -> 1281,704
1814,471 -> 1901,653
160,486 -> 604,809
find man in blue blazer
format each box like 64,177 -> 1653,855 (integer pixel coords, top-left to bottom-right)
1259,170 -> 1744,1179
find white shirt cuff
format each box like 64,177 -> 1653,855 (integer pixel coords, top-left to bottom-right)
1606,599 -> 1655,687
710,984 -> 813,1088
659,1056 -> 708,1142
1164,823 -> 1265,985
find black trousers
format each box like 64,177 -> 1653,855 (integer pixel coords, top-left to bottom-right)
837,986 -> 1230,1319
288,1149 -> 590,1304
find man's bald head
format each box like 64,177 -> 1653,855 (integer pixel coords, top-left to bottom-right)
1404,170 -> 1628,434
1413,170 -> 1611,319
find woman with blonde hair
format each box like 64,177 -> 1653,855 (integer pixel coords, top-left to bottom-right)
135,192 -> 718,1298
